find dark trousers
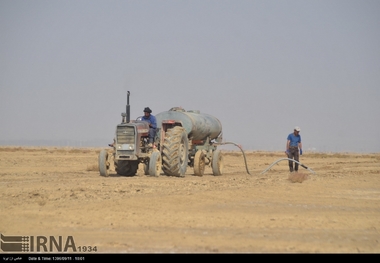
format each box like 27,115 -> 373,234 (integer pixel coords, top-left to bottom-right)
288,146 -> 299,172
149,128 -> 156,143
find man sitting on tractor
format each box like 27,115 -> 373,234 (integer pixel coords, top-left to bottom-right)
142,107 -> 157,147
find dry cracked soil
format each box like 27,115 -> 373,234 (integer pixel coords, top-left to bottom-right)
0,146 -> 379,253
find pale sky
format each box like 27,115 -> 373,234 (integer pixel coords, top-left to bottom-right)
1,0 -> 379,153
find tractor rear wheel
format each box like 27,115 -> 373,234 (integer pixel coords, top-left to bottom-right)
98,149 -> 109,177
193,150 -> 205,176
115,160 -> 138,176
162,126 -> 189,177
212,150 -> 223,176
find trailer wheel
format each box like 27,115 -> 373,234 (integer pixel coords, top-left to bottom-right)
98,149 -> 109,177
212,150 -> 223,176
162,126 -> 189,177
115,160 -> 138,176
148,151 -> 162,177
193,150 -> 205,176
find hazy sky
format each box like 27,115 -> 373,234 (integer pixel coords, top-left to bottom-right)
1,0 -> 379,152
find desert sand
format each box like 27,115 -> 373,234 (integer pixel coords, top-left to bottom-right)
0,146 -> 379,253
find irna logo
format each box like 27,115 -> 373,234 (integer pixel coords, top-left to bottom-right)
0,233 -> 77,252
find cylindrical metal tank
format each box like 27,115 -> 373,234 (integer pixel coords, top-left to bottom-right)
155,108 -> 222,141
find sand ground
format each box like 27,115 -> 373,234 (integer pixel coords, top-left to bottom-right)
0,146 -> 379,253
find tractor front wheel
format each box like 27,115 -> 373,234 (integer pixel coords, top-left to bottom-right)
98,149 -> 109,177
148,151 -> 162,177
115,160 -> 138,176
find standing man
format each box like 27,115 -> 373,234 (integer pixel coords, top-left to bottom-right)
142,107 -> 157,147
286,126 -> 303,172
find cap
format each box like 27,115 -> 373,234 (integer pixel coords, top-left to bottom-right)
294,126 -> 301,132
143,107 -> 152,113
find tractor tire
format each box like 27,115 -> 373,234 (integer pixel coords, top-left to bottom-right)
193,150 -> 205,176
115,160 -> 138,176
212,150 -> 223,176
162,126 -> 189,177
148,151 -> 162,177
98,149 -> 109,177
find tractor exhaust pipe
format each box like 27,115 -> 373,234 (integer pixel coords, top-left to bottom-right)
126,91 -> 130,123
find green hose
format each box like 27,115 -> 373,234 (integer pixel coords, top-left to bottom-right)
214,142 -> 316,176
214,142 -> 251,175
260,158 -> 316,175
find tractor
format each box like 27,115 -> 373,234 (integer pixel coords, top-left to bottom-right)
98,91 -> 224,177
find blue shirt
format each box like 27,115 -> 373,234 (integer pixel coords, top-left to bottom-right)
287,133 -> 301,147
142,114 -> 157,129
